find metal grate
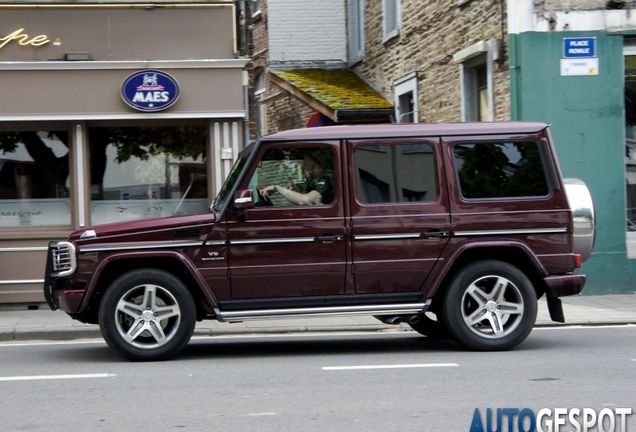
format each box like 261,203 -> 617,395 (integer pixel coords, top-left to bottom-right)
50,242 -> 77,277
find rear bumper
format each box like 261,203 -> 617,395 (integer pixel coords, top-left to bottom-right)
544,274 -> 586,297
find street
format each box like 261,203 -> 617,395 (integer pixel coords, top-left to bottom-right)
0,326 -> 634,432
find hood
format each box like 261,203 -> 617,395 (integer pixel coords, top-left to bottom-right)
69,212 -> 217,241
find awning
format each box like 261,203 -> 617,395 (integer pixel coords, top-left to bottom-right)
269,68 -> 394,123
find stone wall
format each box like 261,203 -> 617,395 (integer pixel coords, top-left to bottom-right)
354,0 -> 511,122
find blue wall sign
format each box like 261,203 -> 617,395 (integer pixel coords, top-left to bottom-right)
563,37 -> 596,59
121,70 -> 180,112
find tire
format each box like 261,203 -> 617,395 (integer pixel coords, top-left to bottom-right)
98,269 -> 196,361
441,260 -> 537,351
409,312 -> 449,339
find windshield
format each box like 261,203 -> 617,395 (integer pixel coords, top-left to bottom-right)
210,143 -> 255,211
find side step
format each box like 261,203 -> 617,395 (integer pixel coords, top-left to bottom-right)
213,300 -> 431,323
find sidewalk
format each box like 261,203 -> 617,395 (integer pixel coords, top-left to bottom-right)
0,293 -> 635,342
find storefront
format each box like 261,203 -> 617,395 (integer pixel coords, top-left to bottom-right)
0,3 -> 248,304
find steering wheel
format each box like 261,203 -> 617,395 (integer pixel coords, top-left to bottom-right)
255,185 -> 274,207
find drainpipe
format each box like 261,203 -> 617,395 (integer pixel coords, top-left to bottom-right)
237,0 -> 251,146
509,35 -> 520,121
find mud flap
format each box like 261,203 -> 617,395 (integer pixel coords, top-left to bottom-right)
546,294 -> 565,323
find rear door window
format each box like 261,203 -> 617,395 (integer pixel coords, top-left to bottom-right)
354,143 -> 438,204
452,141 -> 549,199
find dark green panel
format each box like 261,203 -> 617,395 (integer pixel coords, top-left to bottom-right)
512,31 -> 636,294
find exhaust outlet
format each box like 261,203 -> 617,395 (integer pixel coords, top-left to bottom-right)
404,314 -> 421,325
374,315 -> 402,325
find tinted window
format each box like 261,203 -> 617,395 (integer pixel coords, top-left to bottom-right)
453,141 -> 549,199
354,143 -> 437,204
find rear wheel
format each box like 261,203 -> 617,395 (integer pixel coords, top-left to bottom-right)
442,260 -> 537,351
98,269 -> 196,361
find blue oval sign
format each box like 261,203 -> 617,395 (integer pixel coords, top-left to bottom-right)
121,70 -> 180,112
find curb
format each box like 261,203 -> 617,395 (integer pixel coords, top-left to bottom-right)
1,321 -> 635,342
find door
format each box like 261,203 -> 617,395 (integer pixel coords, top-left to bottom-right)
226,142 -> 346,300
348,139 -> 451,294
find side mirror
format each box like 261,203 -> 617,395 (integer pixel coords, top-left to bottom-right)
233,189 -> 255,211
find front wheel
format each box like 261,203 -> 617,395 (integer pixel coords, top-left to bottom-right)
98,269 -> 196,361
442,260 -> 537,351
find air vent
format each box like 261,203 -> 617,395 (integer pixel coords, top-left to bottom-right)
172,228 -> 203,241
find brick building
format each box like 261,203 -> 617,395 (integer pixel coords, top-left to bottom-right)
246,0 -> 511,138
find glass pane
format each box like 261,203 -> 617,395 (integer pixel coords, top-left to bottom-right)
89,126 -> 208,224
0,130 -> 70,226
248,146 -> 335,207
453,142 -> 549,199
355,143 -> 437,204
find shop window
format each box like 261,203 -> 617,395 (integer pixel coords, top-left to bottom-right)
382,0 -> 400,42
452,141 -> 549,199
0,130 -> 70,227
348,0 -> 365,64
394,72 -> 418,123
354,143 -> 436,204
88,126 -> 208,224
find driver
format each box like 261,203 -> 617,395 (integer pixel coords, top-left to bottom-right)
260,153 -> 333,205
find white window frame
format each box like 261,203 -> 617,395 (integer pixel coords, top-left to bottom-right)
394,72 -> 418,123
254,72 -> 267,137
382,0 -> 400,42
251,0 -> 262,18
348,0 -> 365,64
456,40 -> 495,122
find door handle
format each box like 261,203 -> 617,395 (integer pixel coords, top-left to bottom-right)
422,230 -> 449,239
316,235 -> 343,243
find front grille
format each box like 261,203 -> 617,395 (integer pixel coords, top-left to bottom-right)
50,241 -> 77,277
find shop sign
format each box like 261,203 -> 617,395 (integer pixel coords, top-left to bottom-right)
561,37 -> 598,76
0,28 -> 50,50
121,70 -> 180,112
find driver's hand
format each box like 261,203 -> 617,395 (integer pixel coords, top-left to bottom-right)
260,185 -> 275,197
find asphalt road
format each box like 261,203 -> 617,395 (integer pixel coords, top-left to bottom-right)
0,326 -> 635,432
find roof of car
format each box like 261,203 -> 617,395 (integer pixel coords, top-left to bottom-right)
261,122 -> 549,141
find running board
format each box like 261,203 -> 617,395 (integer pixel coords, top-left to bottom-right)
213,300 -> 431,323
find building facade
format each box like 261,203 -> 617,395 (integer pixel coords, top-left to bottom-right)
0,1 -> 248,304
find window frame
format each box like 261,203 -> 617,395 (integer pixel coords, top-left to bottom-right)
382,0 -> 400,43
457,41 -> 497,122
254,72 -> 267,137
348,0 -> 365,64
394,72 -> 419,123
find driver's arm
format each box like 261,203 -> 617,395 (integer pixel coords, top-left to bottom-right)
264,184 -> 322,205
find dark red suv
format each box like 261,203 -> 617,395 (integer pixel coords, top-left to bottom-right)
44,122 -> 595,361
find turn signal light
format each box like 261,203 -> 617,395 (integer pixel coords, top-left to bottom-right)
575,254 -> 582,268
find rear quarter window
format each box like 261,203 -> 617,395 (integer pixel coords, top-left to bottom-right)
452,141 -> 549,199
